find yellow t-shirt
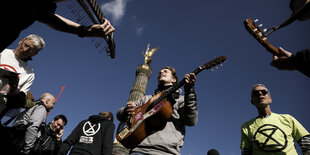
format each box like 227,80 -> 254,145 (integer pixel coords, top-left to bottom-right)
241,113 -> 309,155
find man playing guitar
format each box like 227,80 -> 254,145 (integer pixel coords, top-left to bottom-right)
116,66 -> 198,155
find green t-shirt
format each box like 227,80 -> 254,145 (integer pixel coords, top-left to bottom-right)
241,113 -> 309,155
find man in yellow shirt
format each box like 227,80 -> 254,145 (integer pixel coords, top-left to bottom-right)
240,84 -> 310,155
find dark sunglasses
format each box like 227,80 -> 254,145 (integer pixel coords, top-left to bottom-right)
252,89 -> 269,96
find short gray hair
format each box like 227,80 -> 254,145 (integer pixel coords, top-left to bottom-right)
24,34 -> 45,51
251,83 -> 271,97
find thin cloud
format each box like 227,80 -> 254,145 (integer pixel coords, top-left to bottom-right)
136,25 -> 145,36
131,15 -> 146,36
101,0 -> 146,36
101,0 -> 129,24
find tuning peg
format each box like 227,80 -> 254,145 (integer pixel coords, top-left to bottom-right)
258,24 -> 263,27
211,68 -> 214,71
254,19 -> 259,23
263,28 -> 267,33
215,66 -> 218,69
220,64 -> 223,67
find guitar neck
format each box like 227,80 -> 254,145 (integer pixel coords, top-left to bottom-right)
150,56 -> 226,107
166,66 -> 203,95
152,66 -> 203,105
262,41 -> 279,56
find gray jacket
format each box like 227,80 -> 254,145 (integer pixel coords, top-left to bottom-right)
117,87 -> 198,155
13,102 -> 47,153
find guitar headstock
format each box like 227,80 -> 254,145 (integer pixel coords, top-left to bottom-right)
200,56 -> 226,70
244,18 -> 279,56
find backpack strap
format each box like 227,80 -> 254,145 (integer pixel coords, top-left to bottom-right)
3,100 -> 41,126
3,110 -> 25,126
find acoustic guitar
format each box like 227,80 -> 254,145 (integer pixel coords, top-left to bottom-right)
243,18 -> 280,56
116,56 -> 226,149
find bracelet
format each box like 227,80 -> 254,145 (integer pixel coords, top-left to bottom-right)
76,25 -> 88,38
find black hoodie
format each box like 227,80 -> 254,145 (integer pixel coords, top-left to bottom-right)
58,115 -> 115,155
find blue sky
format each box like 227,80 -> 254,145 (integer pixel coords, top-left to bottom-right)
4,0 -> 310,154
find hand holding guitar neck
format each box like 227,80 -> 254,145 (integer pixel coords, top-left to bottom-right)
271,47 -> 296,70
244,18 -> 280,56
184,73 -> 196,86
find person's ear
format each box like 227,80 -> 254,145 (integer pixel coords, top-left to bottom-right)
172,77 -> 176,83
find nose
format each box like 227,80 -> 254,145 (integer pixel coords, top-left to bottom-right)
160,70 -> 166,75
56,125 -> 61,130
21,44 -> 31,51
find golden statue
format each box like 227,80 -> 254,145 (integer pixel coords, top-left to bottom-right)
143,43 -> 159,65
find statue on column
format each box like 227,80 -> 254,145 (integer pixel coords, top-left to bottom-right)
143,43 -> 159,65
112,43 -> 159,155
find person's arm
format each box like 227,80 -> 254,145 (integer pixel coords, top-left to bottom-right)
53,129 -> 64,155
19,73 -> 34,94
298,135 -> 310,155
38,14 -> 115,38
117,101 -> 138,122
180,73 -> 198,126
271,47 -> 310,77
116,107 -> 127,122
58,122 -> 82,155
6,73 -> 34,109
56,129 -> 64,142
101,122 -> 115,155
287,114 -> 310,155
241,149 -> 252,155
22,106 -> 47,154
292,49 -> 310,77
240,126 -> 252,155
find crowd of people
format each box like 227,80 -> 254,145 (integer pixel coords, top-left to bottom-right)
0,0 -> 309,155
0,0 -> 116,154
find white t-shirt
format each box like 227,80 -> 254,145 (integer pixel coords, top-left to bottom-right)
0,49 -> 35,117
0,49 -> 35,93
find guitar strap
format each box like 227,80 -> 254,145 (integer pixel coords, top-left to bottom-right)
275,1 -> 310,31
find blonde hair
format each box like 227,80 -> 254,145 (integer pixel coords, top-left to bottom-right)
99,111 -> 114,121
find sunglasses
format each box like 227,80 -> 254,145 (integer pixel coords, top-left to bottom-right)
252,89 -> 269,96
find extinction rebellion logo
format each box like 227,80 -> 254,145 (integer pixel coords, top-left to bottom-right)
253,124 -> 288,152
79,121 -> 101,144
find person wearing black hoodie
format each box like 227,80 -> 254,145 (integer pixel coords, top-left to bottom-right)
57,111 -> 115,155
